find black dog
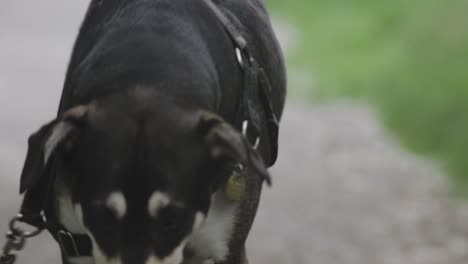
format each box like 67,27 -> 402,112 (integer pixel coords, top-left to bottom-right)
19,0 -> 286,263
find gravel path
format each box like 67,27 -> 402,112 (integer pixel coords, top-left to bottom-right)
1,1 -> 468,263
248,103 -> 468,264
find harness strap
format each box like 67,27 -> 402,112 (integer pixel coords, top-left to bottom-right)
202,0 -> 279,165
258,68 -> 279,164
202,0 -> 248,51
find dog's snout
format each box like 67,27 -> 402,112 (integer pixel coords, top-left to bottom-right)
119,250 -> 147,264
118,244 -> 185,264
144,254 -> 184,264
119,254 -> 183,264
143,242 -> 185,264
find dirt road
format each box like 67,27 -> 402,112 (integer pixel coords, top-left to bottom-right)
1,1 -> 468,263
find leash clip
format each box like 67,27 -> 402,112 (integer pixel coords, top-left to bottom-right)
0,214 -> 43,264
235,48 -> 244,69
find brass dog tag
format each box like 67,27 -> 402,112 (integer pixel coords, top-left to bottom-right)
225,165 -> 246,201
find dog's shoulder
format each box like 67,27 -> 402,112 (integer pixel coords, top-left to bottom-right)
60,0 -> 218,112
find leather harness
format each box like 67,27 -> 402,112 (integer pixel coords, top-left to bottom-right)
1,0 -> 279,262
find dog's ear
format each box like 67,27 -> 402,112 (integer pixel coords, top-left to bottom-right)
20,105 -> 91,193
198,111 -> 271,185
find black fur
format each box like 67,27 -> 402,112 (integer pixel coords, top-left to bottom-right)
21,0 -> 286,263
59,0 -> 285,119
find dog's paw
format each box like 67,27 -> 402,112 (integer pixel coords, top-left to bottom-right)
202,259 -> 215,264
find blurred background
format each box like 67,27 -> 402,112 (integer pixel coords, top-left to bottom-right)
1,1 -> 468,263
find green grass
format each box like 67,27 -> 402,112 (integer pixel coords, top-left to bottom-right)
266,0 -> 468,190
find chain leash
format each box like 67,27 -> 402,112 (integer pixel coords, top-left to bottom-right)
0,214 -> 43,264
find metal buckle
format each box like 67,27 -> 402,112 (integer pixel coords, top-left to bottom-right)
57,230 -> 80,257
242,120 -> 260,149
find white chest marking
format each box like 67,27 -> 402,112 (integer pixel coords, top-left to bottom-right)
186,191 -> 238,262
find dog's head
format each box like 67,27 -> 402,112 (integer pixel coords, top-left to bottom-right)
20,91 -> 269,264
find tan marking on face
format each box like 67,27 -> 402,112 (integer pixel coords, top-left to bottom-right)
106,191 -> 127,220
148,192 -> 170,218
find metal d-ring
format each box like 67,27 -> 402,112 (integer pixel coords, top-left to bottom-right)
242,120 -> 260,150
235,48 -> 244,69
235,46 -> 255,71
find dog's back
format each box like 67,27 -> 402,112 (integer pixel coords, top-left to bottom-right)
59,0 -> 286,121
